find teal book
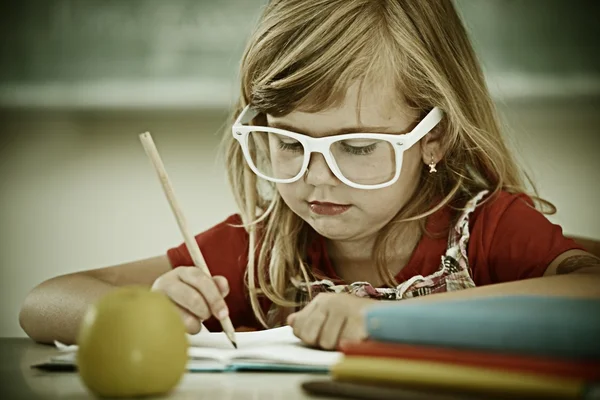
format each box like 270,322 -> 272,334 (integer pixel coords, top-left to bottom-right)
365,296 -> 600,360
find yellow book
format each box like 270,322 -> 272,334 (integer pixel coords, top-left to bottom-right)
331,356 -> 585,399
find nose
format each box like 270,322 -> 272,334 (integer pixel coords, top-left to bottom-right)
304,153 -> 340,187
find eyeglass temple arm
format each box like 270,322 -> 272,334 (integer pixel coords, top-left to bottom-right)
234,105 -> 260,127
403,107 -> 444,148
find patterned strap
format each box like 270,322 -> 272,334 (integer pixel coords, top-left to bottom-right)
291,190 -> 489,301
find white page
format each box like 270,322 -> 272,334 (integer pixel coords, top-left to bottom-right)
188,342 -> 341,366
54,325 -> 341,367
187,325 -> 341,367
55,325 -> 297,352
186,325 -> 299,348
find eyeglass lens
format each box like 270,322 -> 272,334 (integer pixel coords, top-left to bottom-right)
247,130 -> 397,185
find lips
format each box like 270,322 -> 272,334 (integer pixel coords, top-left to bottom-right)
308,201 -> 352,216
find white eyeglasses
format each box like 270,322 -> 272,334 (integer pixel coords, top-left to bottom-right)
231,105 -> 444,190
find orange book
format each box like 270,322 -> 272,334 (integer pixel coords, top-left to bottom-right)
340,340 -> 600,381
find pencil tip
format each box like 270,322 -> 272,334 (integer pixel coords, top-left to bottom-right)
232,341 -> 238,349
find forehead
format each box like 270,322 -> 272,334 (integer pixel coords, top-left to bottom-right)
266,81 -> 418,136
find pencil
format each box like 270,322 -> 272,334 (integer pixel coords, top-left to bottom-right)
139,132 -> 237,349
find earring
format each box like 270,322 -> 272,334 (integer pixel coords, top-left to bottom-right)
428,155 -> 437,173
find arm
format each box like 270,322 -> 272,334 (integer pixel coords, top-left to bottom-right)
406,249 -> 600,304
417,193 -> 600,303
286,251 -> 600,349
19,255 -> 172,345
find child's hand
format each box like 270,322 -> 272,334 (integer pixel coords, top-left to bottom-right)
286,293 -> 376,350
151,267 -> 230,334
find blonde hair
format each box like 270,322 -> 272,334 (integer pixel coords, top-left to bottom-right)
221,0 -> 551,328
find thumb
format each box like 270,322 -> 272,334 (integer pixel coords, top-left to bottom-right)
286,312 -> 297,326
212,276 -> 230,297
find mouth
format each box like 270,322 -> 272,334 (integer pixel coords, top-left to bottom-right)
308,201 -> 352,216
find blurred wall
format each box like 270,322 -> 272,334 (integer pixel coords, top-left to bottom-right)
1,0 -> 599,337
1,0 -> 598,108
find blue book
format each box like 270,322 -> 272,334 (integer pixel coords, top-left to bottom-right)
364,296 -> 600,360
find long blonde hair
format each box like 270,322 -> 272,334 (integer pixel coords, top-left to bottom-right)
221,0 -> 551,328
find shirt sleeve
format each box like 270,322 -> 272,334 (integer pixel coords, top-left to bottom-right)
483,193 -> 584,282
166,214 -> 256,331
167,214 -> 245,270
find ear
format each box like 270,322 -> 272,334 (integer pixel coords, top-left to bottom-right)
419,125 -> 445,167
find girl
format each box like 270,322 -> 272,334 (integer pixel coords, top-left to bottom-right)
20,0 -> 600,349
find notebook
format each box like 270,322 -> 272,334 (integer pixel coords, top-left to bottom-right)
365,295 -> 600,360
33,326 -> 342,373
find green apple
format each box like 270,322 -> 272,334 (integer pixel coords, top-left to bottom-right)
77,286 -> 188,397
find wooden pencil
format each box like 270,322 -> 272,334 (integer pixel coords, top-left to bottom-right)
139,132 -> 237,349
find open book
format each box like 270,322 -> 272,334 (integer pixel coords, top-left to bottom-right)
36,326 -> 342,373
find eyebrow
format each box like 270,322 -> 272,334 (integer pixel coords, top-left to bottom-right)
268,121 -> 403,136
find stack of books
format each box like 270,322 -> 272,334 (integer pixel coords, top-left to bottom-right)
329,296 -> 600,399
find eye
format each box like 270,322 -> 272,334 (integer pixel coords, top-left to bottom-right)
340,140 -> 378,155
275,135 -> 303,152
278,141 -> 303,151
279,136 -> 299,145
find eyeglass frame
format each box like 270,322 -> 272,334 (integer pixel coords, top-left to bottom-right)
231,105 -> 444,190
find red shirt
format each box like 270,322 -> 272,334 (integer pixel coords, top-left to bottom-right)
167,191 -> 583,331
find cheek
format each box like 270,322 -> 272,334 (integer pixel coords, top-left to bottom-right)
276,183 -> 304,209
395,147 -> 423,190
353,150 -> 422,214
401,145 -> 423,174
396,150 -> 423,191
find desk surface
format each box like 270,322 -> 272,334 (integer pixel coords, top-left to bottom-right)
0,338 -> 329,399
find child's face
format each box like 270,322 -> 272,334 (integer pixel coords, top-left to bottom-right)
267,83 -> 428,242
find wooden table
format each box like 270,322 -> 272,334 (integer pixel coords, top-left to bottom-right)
6,338 -> 597,400
0,338 -> 329,399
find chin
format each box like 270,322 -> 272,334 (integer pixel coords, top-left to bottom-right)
303,213 -> 362,241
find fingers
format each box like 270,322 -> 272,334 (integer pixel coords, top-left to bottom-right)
212,275 -> 230,297
178,268 -> 229,321
176,305 -> 202,334
286,312 -> 297,325
151,267 -> 232,335
341,314 -> 368,343
292,307 -> 345,350
290,294 -> 339,349
292,307 -> 327,348
289,293 -> 369,350
318,313 -> 346,350
167,278 -> 212,320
